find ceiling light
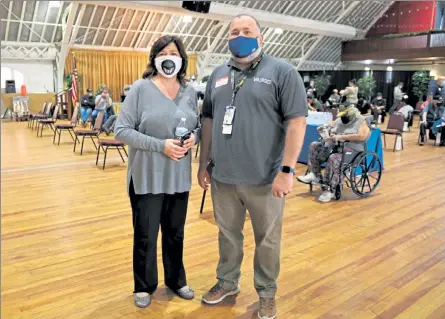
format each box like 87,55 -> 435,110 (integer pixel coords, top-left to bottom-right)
49,1 -> 62,7
274,28 -> 283,35
182,16 -> 193,23
364,60 -> 372,65
387,66 -> 393,72
365,67 -> 370,71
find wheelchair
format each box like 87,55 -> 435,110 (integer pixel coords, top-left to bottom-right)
307,139 -> 383,200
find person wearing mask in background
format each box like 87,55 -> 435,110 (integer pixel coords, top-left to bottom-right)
198,14 -> 307,319
297,104 -> 370,202
427,76 -> 445,102
390,82 -> 404,114
307,94 -> 322,112
120,85 -> 131,102
92,87 -> 112,126
419,95 -> 445,146
103,86 -> 131,135
371,92 -> 387,124
341,79 -> 358,105
80,88 -> 95,126
114,35 -> 200,308
327,89 -> 341,108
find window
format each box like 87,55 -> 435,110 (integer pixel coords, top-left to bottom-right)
1,67 -> 25,89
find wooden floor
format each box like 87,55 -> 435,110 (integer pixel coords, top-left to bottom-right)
2,119 -> 445,319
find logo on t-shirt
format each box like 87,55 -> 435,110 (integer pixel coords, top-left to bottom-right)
253,77 -> 272,85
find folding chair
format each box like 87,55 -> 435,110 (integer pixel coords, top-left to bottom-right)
36,104 -> 59,137
95,138 -> 128,170
381,112 -> 405,152
73,111 -> 104,155
53,107 -> 80,145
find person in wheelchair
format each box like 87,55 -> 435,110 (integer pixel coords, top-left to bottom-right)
297,104 -> 371,202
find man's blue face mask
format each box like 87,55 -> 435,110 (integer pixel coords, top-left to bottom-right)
229,36 -> 259,58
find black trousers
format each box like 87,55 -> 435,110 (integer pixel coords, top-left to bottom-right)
129,179 -> 189,294
420,121 -> 435,140
372,108 -> 386,124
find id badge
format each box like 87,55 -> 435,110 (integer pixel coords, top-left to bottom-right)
223,106 -> 236,125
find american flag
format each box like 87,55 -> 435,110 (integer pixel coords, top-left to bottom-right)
71,54 -> 78,105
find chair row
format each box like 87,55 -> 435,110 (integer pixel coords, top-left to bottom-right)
28,103 -> 128,169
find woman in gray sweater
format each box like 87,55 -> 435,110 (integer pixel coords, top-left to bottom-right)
114,35 -> 200,308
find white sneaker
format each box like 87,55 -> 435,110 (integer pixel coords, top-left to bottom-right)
318,190 -> 335,202
297,172 -> 320,185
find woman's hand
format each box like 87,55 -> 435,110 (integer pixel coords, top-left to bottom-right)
163,139 -> 187,162
182,134 -> 196,150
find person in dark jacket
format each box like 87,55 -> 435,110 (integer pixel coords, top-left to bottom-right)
80,88 -> 95,126
419,95 -> 445,146
371,92 -> 387,123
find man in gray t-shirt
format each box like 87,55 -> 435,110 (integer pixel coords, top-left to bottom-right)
198,14 -> 307,319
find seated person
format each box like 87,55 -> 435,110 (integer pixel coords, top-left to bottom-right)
120,85 -> 131,102
419,95 -> 445,146
356,98 -> 371,115
398,95 -> 414,121
307,94 -> 323,112
297,104 -> 370,203
92,87 -> 112,126
103,115 -> 117,135
327,89 -> 341,108
80,88 -> 95,126
370,92 -> 387,123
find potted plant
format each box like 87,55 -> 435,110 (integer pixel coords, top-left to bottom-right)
313,74 -> 331,99
64,73 -> 82,90
411,71 -> 429,102
357,74 -> 377,101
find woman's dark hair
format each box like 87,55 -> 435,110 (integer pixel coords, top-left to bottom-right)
349,79 -> 357,86
142,35 -> 188,84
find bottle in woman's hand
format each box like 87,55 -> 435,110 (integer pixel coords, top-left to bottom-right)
175,118 -> 189,157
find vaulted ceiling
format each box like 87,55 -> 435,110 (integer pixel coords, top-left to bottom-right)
0,0 -> 393,72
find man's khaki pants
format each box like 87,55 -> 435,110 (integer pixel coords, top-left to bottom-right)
211,178 -> 285,298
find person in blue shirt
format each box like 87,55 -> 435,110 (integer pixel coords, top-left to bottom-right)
427,76 -> 445,102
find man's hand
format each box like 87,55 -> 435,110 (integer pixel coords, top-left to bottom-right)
198,167 -> 211,191
272,172 -> 293,198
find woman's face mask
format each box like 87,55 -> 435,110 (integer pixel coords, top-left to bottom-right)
155,55 -> 182,78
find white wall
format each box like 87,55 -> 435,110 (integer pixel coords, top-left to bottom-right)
1,60 -> 54,93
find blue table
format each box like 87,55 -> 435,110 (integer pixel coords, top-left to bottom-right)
298,125 -> 384,170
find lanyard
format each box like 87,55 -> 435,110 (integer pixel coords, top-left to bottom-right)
230,53 -> 263,106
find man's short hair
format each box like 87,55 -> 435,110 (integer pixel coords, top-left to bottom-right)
230,14 -> 261,32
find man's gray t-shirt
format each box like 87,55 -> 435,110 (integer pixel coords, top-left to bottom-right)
114,79 -> 200,195
202,54 -> 307,185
